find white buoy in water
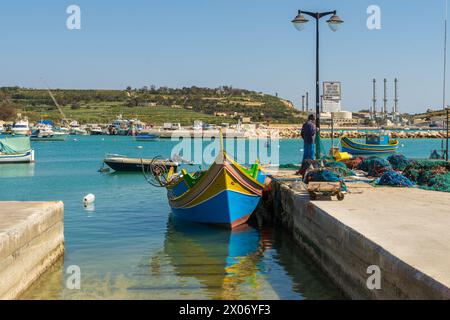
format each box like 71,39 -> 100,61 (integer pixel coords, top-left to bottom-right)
83,194 -> 95,206
73,138 -> 78,141
137,146 -> 143,149
401,144 -> 405,147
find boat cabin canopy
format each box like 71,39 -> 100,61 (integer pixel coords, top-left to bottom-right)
366,133 -> 390,145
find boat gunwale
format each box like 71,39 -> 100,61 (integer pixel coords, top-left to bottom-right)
168,151 -> 264,204
341,136 -> 399,148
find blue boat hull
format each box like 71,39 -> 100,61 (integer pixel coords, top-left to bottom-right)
135,134 -> 159,141
171,189 -> 261,227
341,137 -> 399,155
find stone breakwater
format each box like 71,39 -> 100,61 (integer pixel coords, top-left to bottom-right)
274,128 -> 448,139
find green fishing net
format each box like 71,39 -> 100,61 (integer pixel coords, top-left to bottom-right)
403,160 -> 450,192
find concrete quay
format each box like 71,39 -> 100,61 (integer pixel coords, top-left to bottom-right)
0,202 -> 64,299
258,171 -> 450,299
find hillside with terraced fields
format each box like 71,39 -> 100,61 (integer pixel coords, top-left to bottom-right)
0,86 -> 303,125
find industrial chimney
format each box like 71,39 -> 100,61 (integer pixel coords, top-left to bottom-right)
383,78 -> 388,115
372,79 -> 377,115
306,92 -> 309,111
394,78 -> 399,114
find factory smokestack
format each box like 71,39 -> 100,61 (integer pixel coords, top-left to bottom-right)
383,78 -> 388,115
306,92 -> 309,111
302,95 -> 305,112
372,79 -> 377,115
394,78 -> 399,114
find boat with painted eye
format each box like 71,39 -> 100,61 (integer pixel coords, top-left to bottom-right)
341,133 -> 399,155
103,154 -> 178,172
163,150 -> 266,229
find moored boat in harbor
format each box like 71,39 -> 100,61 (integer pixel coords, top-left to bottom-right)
341,133 -> 399,155
103,154 -> 178,172
69,120 -> 88,135
0,136 -> 35,163
158,149 -> 266,229
31,121 -> 68,141
11,117 -> 30,136
134,133 -> 160,141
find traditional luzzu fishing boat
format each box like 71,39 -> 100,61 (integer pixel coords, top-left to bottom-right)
157,150 -> 266,229
341,133 -> 399,155
0,136 -> 35,163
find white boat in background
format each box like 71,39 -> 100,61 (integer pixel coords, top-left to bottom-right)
0,122 -> 4,134
0,135 -> 35,163
109,116 -> 130,135
69,121 -> 88,135
11,117 -> 30,136
89,124 -> 103,135
31,121 -> 68,141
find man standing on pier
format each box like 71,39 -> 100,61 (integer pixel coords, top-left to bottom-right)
301,114 -> 318,163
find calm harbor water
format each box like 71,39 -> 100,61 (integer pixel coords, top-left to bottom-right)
0,136 -> 441,299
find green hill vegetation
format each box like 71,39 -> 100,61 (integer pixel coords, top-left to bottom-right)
0,86 -> 303,125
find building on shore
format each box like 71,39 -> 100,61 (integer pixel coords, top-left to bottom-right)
320,111 -> 358,126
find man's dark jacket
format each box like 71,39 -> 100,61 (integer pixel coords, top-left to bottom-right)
301,120 -> 317,144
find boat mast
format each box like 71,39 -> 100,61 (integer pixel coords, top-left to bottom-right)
42,79 -> 68,126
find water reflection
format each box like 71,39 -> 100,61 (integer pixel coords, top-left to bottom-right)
21,215 -> 344,300
161,218 -> 265,299
0,163 -> 35,178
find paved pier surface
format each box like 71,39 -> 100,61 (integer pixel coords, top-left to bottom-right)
260,171 -> 450,299
0,202 -> 64,299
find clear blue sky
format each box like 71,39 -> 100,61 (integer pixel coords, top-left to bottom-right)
0,0 -> 448,113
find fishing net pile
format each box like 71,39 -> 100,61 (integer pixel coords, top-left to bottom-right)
357,157 -> 392,177
387,154 -> 411,171
304,169 -> 348,193
403,160 -> 450,192
377,170 -> 415,187
343,157 -> 364,170
305,169 -> 343,183
324,160 -> 355,177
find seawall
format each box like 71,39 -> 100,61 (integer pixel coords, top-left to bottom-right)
0,201 -> 64,299
257,173 -> 450,299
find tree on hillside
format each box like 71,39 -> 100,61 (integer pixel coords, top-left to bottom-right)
71,102 -> 81,110
0,103 -> 17,120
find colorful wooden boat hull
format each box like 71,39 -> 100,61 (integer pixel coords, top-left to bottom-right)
0,150 -> 34,163
167,152 -> 265,228
171,189 -> 261,228
341,137 -> 399,155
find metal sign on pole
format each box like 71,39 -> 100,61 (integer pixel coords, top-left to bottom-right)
323,81 -> 342,100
